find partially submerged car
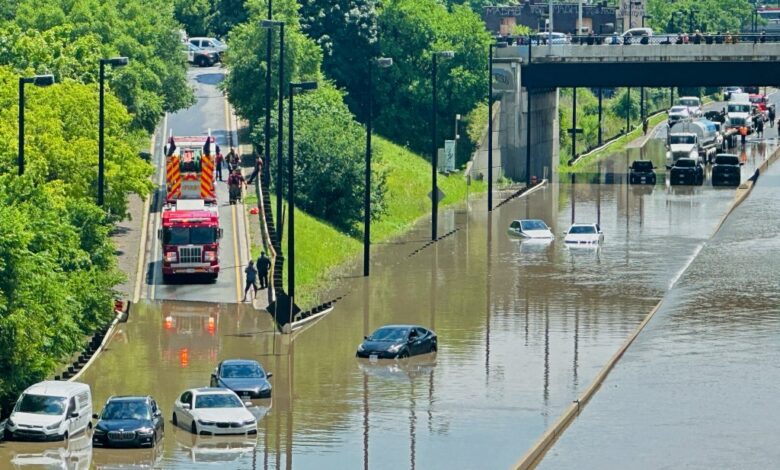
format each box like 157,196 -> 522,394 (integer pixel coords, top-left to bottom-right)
711,154 -> 743,186
629,160 -> 657,185
356,325 -> 437,360
670,158 -> 704,186
508,219 -> 554,239
563,224 -> 604,246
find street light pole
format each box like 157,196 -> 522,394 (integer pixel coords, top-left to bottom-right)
262,20 -> 286,247
286,81 -> 318,303
18,74 -> 55,176
364,57 -> 393,277
431,51 -> 454,241
488,41 -> 507,212
98,57 -> 128,207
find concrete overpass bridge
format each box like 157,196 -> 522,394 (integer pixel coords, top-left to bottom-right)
477,41 -> 780,183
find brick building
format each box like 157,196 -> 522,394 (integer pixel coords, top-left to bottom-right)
483,1 -> 619,36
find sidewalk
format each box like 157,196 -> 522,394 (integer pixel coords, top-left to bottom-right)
111,194 -> 145,299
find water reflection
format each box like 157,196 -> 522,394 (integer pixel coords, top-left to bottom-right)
92,445 -> 162,469
172,429 -> 256,464
6,434 -> 92,470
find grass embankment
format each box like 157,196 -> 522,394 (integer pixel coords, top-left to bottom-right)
247,136 -> 486,307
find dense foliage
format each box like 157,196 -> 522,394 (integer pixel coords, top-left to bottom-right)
1,0 -> 194,132
647,0 -> 755,34
0,66 -> 153,404
174,0 -> 249,38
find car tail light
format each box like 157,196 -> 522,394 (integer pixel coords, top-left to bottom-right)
204,250 -> 217,262
165,251 -> 178,263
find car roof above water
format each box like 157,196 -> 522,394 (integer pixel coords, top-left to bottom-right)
24,381 -> 89,396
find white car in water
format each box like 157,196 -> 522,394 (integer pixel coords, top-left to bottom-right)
172,388 -> 257,436
563,223 -> 604,246
508,219 -> 554,239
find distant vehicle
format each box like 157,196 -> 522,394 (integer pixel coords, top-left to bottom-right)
668,106 -> 691,126
5,381 -> 92,442
757,8 -> 780,33
629,160 -> 657,185
749,94 -> 773,121
210,359 -> 273,399
184,43 -> 220,67
676,96 -> 702,117
188,37 -> 227,59
508,219 -> 554,239
622,28 -> 653,44
356,325 -> 437,360
92,396 -> 164,448
704,110 -> 725,124
670,158 -> 704,185
723,87 -> 742,101
172,388 -> 257,436
729,92 -> 750,103
666,119 -> 720,166
711,154 -> 743,186
563,223 -> 604,246
725,100 -> 754,133
531,32 -> 570,44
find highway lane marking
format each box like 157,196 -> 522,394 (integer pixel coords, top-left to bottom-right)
149,114 -> 168,300
132,131 -> 156,303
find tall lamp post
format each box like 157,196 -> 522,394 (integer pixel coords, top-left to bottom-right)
18,74 -> 55,176
262,19 -> 286,246
488,41 -> 507,212
287,81 -> 318,304
98,57 -> 128,207
431,50 -> 455,241
364,57 -> 393,277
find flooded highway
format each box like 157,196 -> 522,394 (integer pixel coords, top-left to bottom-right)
538,163 -> 780,469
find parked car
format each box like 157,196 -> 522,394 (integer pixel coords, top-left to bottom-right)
172,388 -> 257,436
723,86 -> 742,101
210,359 -> 272,399
531,32 -> 570,44
711,154 -> 743,186
622,27 -> 653,44
92,396 -> 164,448
188,37 -> 227,58
184,43 -> 220,67
629,160 -> 657,185
5,381 -> 92,442
670,158 -> 704,185
563,223 -> 604,246
668,106 -> 691,126
508,219 -> 554,239
356,325 -> 437,360
677,96 -> 703,117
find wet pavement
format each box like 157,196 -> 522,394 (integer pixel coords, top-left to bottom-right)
538,159 -> 780,470
3,79 -> 778,468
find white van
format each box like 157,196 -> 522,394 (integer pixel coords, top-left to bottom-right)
5,381 -> 93,441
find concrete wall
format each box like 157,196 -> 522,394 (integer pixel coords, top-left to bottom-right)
470,102 -> 503,182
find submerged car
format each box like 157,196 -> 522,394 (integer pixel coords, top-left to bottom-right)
92,396 -> 164,448
670,158 -> 704,185
210,359 -> 272,399
629,160 -> 657,185
563,223 -> 604,246
172,388 -> 257,436
508,219 -> 554,239
711,154 -> 743,186
356,325 -> 437,360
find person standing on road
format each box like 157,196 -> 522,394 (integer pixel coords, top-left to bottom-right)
769,107 -> 776,128
642,118 -> 649,136
757,117 -> 764,138
739,125 -> 748,145
242,260 -> 258,302
246,148 -> 264,185
256,252 -> 271,289
215,150 -> 224,181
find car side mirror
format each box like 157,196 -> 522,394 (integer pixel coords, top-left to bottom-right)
70,411 -> 79,419
154,410 -> 162,417
244,401 -> 253,407
182,403 -> 191,410
92,413 -> 99,420
266,372 -> 273,378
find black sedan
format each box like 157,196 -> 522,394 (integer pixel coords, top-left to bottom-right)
356,325 -> 437,360
92,396 -> 164,448
670,158 -> 704,186
629,160 -> 656,185
210,359 -> 273,399
711,154 -> 743,186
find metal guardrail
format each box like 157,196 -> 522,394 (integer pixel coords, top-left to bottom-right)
508,33 -> 780,47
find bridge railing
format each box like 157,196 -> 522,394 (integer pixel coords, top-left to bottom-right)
504,33 -> 780,47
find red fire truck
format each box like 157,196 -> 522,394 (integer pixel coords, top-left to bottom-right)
159,200 -> 222,282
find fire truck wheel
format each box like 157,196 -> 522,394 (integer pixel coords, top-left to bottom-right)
162,274 -> 173,284
209,274 -> 218,283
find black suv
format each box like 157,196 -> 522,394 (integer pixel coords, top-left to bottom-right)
629,160 -> 657,185
670,158 -> 704,185
711,154 -> 742,186
92,396 -> 164,448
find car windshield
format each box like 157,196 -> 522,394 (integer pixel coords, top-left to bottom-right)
715,156 -> 739,165
101,401 -> 151,420
749,96 -> 765,104
670,107 -> 688,114
520,220 -> 548,231
212,39 -> 225,47
369,327 -> 409,342
163,227 -> 217,245
569,226 -> 596,234
632,161 -> 653,171
675,159 -> 696,168
16,394 -> 67,415
195,393 -> 243,409
728,104 -> 751,113
670,135 -> 696,144
678,99 -> 699,107
221,364 -> 265,378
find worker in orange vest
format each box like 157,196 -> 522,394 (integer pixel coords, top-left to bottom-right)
739,126 -> 748,146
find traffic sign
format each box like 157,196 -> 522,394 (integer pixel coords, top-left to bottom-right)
428,187 -> 446,203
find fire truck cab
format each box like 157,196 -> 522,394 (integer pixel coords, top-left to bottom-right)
159,200 -> 222,282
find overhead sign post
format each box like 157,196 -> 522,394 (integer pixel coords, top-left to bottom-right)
444,140 -> 456,173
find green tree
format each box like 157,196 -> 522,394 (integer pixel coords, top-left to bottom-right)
611,88 -> 641,125
647,0 -> 754,34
